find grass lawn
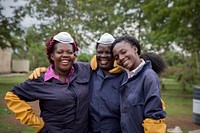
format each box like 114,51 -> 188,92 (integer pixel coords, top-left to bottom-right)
161,78 -> 193,117
0,74 -> 35,133
0,74 -> 199,132
161,78 -> 200,132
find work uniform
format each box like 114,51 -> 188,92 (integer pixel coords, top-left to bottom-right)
120,61 -> 166,133
89,68 -> 126,133
5,62 -> 91,133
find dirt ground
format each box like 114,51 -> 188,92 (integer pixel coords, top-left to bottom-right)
2,100 -> 200,132
166,116 -> 200,131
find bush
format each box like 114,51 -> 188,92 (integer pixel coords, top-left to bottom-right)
77,53 -> 94,62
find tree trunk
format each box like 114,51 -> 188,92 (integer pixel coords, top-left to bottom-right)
196,51 -> 200,75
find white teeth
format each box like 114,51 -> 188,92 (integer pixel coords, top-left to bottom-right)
123,60 -> 128,67
100,60 -> 108,64
61,60 -> 69,63
61,60 -> 69,64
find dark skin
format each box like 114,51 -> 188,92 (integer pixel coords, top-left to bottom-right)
96,44 -> 115,75
113,41 -> 141,71
51,43 -> 76,83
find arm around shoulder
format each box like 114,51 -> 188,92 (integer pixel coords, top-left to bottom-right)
28,67 -> 47,80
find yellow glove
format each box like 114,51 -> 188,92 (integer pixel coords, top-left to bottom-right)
90,55 -> 122,74
90,55 -> 98,70
28,67 -> 47,80
5,92 -> 44,132
161,99 -> 166,111
109,61 -> 123,74
143,118 -> 166,133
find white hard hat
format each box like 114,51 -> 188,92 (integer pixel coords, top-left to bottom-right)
97,33 -> 115,44
53,32 -> 74,44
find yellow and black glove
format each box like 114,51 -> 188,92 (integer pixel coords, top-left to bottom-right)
5,92 -> 44,132
28,67 -> 47,80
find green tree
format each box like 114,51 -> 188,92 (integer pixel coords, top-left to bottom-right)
17,0 -> 145,49
25,27 -> 49,70
141,0 -> 200,74
0,0 -> 25,49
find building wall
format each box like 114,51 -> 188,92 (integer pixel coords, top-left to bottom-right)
0,48 -> 12,73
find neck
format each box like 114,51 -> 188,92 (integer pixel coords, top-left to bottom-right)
102,70 -> 109,76
101,66 -> 114,75
54,68 -> 71,82
129,58 -> 142,71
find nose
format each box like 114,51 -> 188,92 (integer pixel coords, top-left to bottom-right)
117,55 -> 124,64
101,53 -> 107,57
62,52 -> 70,57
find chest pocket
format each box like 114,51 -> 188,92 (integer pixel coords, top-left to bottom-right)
127,93 -> 144,106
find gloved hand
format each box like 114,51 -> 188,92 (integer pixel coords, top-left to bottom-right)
161,99 -> 166,111
143,118 -> 166,133
90,55 -> 97,70
109,61 -> 122,74
28,67 -> 47,80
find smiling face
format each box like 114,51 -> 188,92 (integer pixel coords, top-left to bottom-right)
112,41 -> 141,71
51,43 -> 76,74
96,44 -> 114,72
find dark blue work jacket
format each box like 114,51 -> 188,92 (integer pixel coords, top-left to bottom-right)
89,68 -> 127,133
120,61 -> 166,133
11,62 -> 91,133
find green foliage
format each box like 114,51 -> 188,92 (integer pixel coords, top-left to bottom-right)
25,27 -> 49,70
141,0 -> 200,74
161,78 -> 193,117
77,53 -> 93,62
0,0 -> 25,49
141,0 -> 200,50
175,66 -> 200,90
162,51 -> 184,67
27,42 -> 49,70
15,0 -> 144,48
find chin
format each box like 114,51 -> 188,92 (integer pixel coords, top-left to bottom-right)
123,65 -> 130,70
100,66 -> 109,69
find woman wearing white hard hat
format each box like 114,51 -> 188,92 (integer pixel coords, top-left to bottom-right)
5,32 -> 92,133
89,33 -> 126,133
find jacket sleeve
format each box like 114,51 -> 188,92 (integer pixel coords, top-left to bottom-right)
142,71 -> 167,133
5,91 -> 44,132
142,98 -> 167,133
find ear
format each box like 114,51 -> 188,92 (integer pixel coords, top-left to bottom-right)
73,54 -> 77,60
50,54 -> 54,61
69,54 -> 76,62
133,46 -> 138,54
74,52 -> 77,57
